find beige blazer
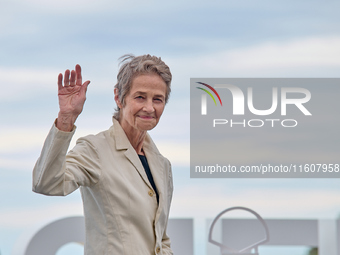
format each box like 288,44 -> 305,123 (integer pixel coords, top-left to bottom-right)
33,118 -> 173,255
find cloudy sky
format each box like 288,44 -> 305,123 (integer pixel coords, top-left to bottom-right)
1,0 -> 340,254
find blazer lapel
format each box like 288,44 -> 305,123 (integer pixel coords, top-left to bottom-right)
111,118 -> 153,191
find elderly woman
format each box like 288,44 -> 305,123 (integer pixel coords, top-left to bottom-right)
33,54 -> 174,255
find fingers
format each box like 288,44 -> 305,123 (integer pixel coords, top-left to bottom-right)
58,73 -> 63,90
61,65 -> 84,87
75,64 -> 82,86
80,80 -> 91,96
63,69 -> 75,86
70,70 -> 76,86
64,69 -> 70,86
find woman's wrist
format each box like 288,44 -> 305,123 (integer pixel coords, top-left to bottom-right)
56,113 -> 78,132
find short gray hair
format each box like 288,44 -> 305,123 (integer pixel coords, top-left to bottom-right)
113,54 -> 172,120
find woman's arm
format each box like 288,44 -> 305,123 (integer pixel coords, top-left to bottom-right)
161,160 -> 174,255
32,65 -> 99,196
32,123 -> 101,196
161,223 -> 173,255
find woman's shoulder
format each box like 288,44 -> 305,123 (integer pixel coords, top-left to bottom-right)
75,126 -> 113,148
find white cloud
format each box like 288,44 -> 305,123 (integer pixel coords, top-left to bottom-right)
0,157 -> 36,171
157,141 -> 190,166
0,67 -> 57,84
225,37 -> 340,71
0,66 -> 114,102
0,126 -> 189,171
0,67 -> 58,101
0,202 -> 83,229
3,0 -> 163,15
170,183 -> 340,219
168,36 -> 340,78
0,128 -> 47,153
1,36 -> 339,102
3,182 -> 339,230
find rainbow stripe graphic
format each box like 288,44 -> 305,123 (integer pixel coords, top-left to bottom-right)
196,82 -> 223,106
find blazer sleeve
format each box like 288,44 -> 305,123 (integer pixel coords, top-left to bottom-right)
161,221 -> 173,255
32,122 -> 101,196
161,160 -> 174,255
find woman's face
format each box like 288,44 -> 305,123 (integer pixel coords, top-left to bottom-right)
116,74 -> 167,133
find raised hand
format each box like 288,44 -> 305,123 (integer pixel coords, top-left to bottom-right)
56,64 -> 90,131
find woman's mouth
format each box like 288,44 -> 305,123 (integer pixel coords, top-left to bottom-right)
138,115 -> 154,120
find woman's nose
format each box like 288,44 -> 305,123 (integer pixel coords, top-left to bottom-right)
143,99 -> 155,112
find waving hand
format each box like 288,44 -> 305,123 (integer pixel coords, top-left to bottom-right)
56,64 -> 90,131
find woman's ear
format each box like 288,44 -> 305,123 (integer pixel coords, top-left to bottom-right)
114,88 -> 123,109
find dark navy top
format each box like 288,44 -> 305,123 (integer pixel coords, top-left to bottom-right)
138,155 -> 159,204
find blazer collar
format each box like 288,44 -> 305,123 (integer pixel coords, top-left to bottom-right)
110,117 -> 165,211
111,117 -> 132,151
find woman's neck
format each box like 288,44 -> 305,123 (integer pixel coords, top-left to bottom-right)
120,121 -> 147,155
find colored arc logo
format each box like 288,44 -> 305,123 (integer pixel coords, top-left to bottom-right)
196,82 -> 223,106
